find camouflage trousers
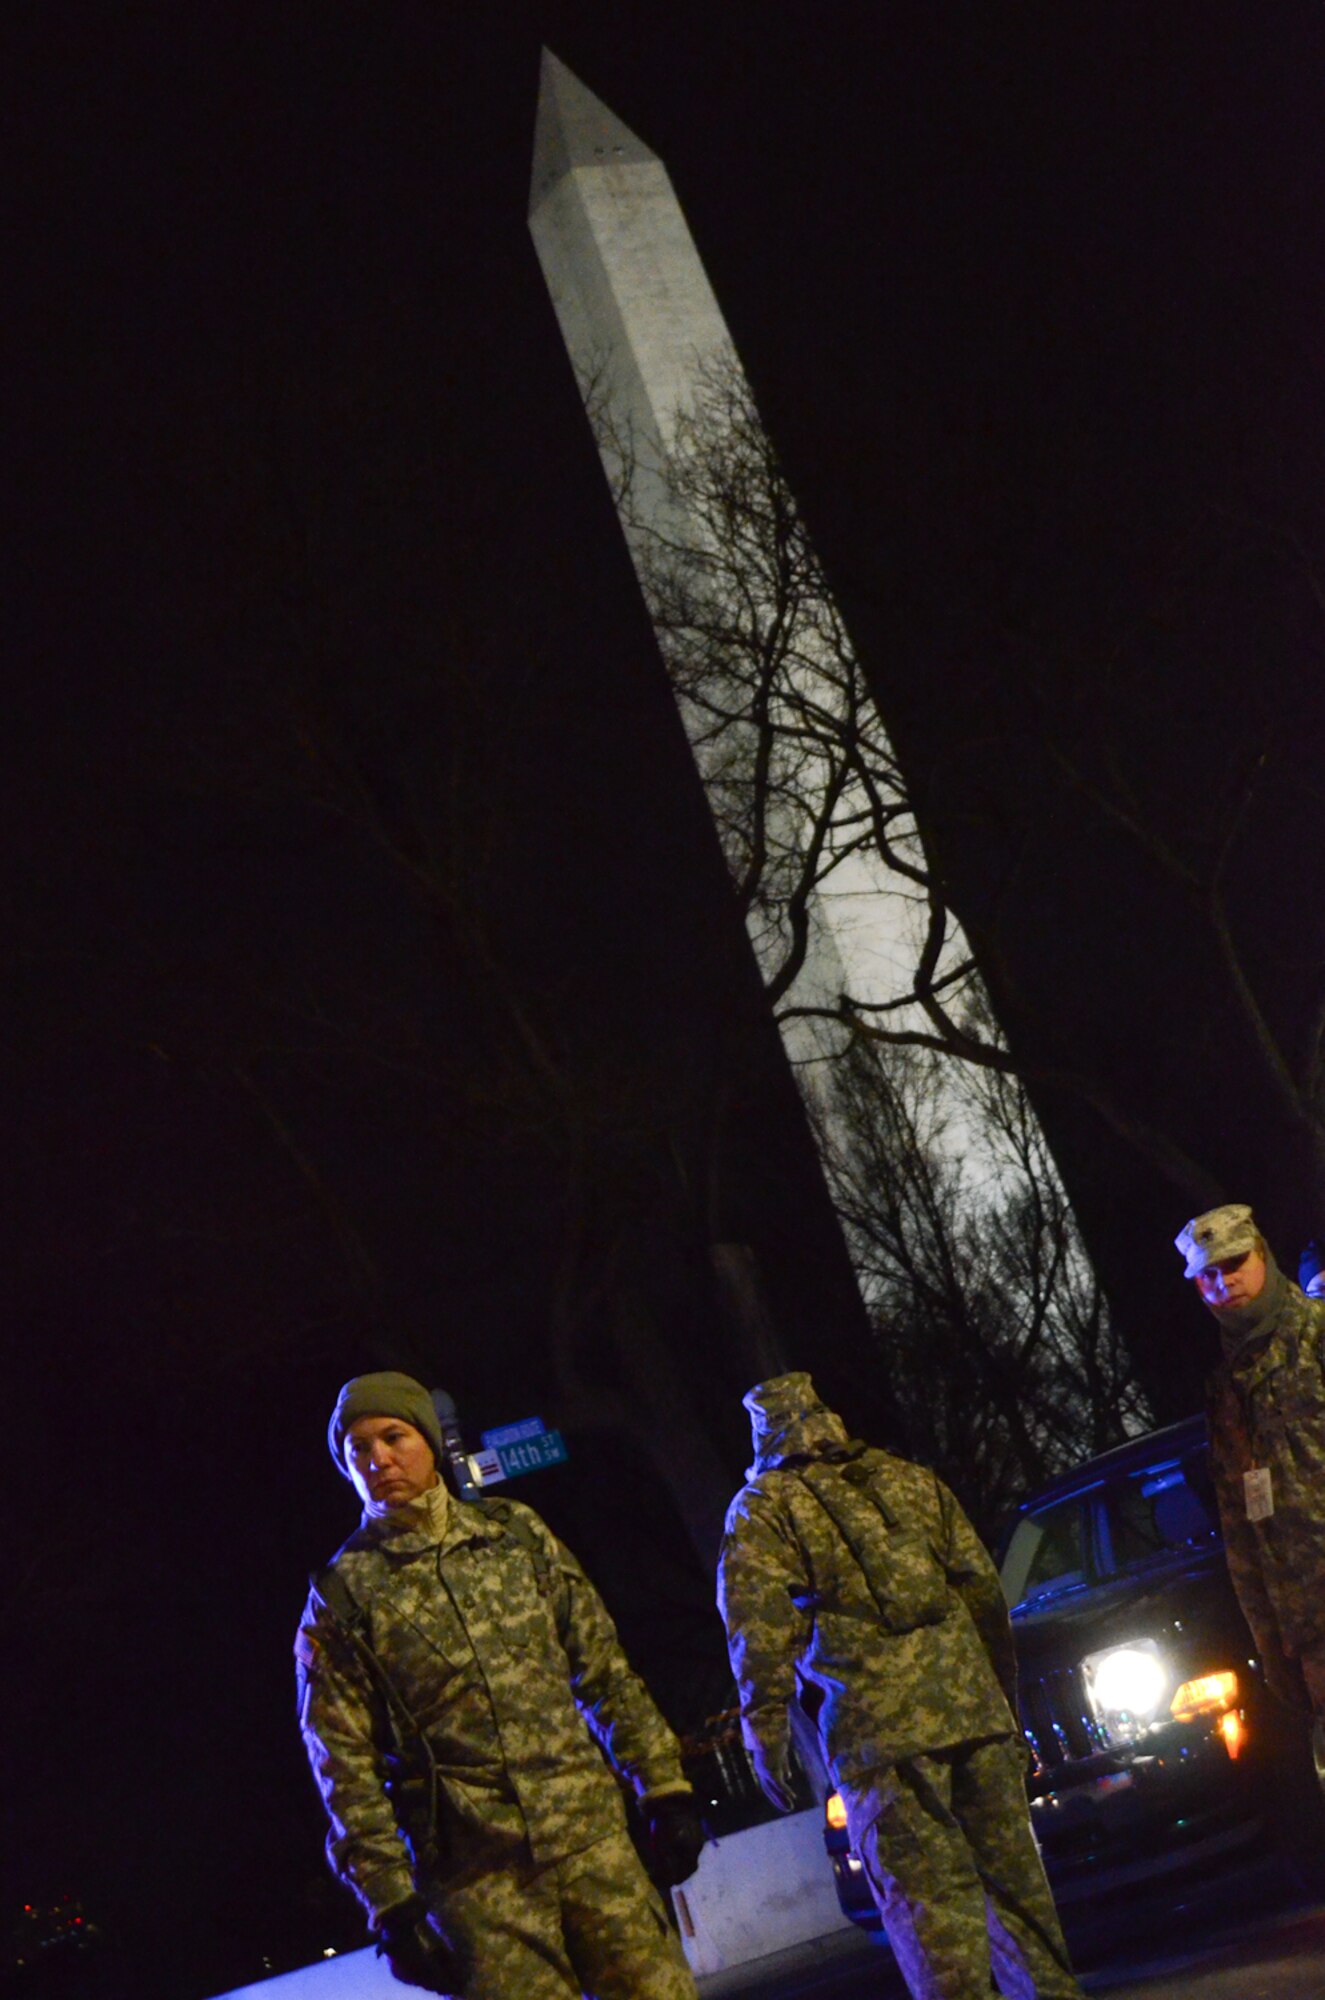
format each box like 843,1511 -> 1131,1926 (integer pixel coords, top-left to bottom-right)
854,1737 -> 1083,2000
426,1825 -> 698,2000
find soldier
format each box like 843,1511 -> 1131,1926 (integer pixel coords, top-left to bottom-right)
1176,1203 -> 1325,1720
296,1371 -> 704,1998
716,1372 -> 1083,2000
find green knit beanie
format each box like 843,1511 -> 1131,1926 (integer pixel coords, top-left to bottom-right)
327,1371 -> 445,1480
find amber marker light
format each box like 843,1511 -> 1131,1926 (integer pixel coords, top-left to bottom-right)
1170,1670 -> 1239,1720
825,1793 -> 848,1830
1218,1710 -> 1246,1759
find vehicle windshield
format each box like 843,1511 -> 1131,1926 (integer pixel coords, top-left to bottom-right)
1001,1442 -> 1220,1611
1098,1449 -> 1218,1572
1000,1498 -> 1088,1611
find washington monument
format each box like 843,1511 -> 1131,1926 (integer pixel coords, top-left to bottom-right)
528,51 -> 1072,1222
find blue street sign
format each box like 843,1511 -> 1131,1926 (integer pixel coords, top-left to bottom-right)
495,1429 -> 569,1479
482,1415 -> 547,1451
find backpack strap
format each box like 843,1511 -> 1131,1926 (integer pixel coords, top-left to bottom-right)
789,1460 -> 909,1619
470,1496 -> 557,1598
306,1564 -> 422,1751
788,1457 -> 953,1636
305,1561 -> 440,1872
310,1561 -> 366,1639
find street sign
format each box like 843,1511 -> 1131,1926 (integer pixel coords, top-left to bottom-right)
482,1415 -> 547,1451
495,1429 -> 568,1479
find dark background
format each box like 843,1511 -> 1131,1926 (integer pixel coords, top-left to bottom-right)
8,4 -> 1325,1993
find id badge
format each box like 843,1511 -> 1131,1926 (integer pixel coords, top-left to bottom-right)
1244,1466 -> 1274,1522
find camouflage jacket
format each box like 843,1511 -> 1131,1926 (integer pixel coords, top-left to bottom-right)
1207,1281 -> 1325,1660
296,1484 -> 689,1923
718,1428 -> 1016,1840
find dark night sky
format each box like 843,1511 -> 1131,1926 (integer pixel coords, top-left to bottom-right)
9,5 -> 1325,1993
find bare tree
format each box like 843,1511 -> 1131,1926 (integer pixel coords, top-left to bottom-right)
595,352 -> 1220,1206
1024,503 -> 1325,1206
8,347 -> 766,1604
215,422 -> 750,1562
587,349 -> 1155,1496
596,353 -> 966,1027
813,1029 -> 1151,1534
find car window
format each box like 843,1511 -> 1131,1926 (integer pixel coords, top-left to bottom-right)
1000,1499 -> 1088,1610
1098,1451 -> 1219,1574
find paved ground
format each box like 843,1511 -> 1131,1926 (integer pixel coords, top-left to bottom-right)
1086,1900 -> 1325,1999
701,1873 -> 1325,1998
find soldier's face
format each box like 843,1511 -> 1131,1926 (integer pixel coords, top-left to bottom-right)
343,1416 -> 439,1508
1194,1248 -> 1267,1309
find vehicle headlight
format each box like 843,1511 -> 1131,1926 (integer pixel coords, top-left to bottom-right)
1083,1640 -> 1169,1742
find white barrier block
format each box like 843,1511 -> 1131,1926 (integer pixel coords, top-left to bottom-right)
670,1808 -> 854,1977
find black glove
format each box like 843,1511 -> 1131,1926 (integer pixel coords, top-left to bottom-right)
374,1896 -> 466,1994
644,1791 -> 706,1887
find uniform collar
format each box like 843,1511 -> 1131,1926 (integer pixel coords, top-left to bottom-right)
360,1477 -> 450,1550
358,1482 -> 509,1558
1213,1257 -> 1289,1362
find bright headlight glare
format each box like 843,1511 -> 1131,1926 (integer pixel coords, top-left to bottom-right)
1171,1670 -> 1239,1720
1085,1643 -> 1168,1723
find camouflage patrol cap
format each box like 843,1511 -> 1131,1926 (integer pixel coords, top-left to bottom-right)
327,1370 -> 445,1479
1174,1204 -> 1258,1279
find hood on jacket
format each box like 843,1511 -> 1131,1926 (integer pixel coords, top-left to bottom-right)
743,1371 -> 853,1477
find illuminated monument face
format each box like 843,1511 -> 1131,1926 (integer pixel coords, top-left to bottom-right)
529,54 -> 730,491
528,53 -> 1035,1182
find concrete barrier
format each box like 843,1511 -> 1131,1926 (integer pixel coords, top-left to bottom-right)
671,1807 -> 854,1978
209,1811 -> 853,1997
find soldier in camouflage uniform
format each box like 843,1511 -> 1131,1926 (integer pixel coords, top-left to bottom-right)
717,1373 -> 1082,2000
1178,1203 -> 1325,1719
296,1371 -> 703,1998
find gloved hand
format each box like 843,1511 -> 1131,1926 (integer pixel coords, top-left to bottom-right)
751,1740 -> 796,1813
644,1791 -> 706,1886
374,1896 -> 466,1994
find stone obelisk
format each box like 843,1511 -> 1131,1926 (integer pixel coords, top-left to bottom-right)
528,54 -> 1028,1181
529,52 -> 730,488
530,54 -> 921,1051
